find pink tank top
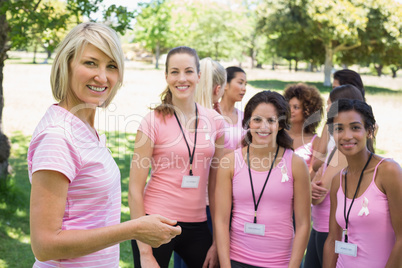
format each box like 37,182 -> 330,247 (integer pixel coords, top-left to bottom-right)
294,134 -> 317,167
311,145 -> 336,232
335,159 -> 395,267
230,148 -> 294,267
223,109 -> 246,150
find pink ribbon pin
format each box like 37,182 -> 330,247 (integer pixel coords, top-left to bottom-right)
358,197 -> 369,216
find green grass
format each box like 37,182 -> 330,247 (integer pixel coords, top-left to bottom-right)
248,79 -> 402,95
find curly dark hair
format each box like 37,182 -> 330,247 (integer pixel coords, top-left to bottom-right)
283,83 -> 324,134
327,99 -> 375,153
242,90 -> 293,149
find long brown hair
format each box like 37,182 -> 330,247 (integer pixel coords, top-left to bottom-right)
153,46 -> 200,118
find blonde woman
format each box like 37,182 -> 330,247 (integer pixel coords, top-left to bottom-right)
195,57 -> 226,113
28,22 -> 180,268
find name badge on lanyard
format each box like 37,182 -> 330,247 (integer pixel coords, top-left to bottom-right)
181,175 -> 200,188
335,240 -> 357,257
174,103 -> 199,188
336,152 -> 372,258
244,222 -> 265,236
246,144 -> 279,234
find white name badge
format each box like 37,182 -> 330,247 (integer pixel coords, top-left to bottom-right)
335,240 -> 357,257
244,222 -> 265,236
181,175 -> 200,188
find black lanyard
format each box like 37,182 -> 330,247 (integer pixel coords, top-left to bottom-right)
173,103 -> 198,176
247,144 -> 279,223
343,152 -> 373,243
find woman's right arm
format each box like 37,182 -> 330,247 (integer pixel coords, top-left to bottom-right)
128,130 -> 176,267
323,173 -> 342,268
214,153 -> 234,268
312,149 -> 347,205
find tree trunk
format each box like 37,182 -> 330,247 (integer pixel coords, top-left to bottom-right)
271,59 -> 275,70
215,42 -> 219,61
288,60 -> 292,71
0,5 -> 10,131
0,6 -> 11,179
155,41 -> 160,69
295,59 -> 299,72
323,42 -> 333,86
250,47 -> 255,69
374,64 -> 383,77
33,43 -> 37,64
391,67 -> 398,78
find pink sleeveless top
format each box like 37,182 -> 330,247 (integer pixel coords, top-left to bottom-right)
294,134 -> 317,167
311,145 -> 336,232
335,159 -> 395,267
223,109 -> 246,151
230,148 -> 294,267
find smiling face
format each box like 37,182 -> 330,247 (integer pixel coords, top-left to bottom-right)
165,53 -> 200,103
249,102 -> 281,147
68,43 -> 119,107
224,71 -> 247,102
333,110 -> 369,156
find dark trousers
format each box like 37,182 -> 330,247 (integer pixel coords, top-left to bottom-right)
230,260 -> 263,268
132,221 -> 212,268
303,228 -> 329,268
174,206 -> 213,268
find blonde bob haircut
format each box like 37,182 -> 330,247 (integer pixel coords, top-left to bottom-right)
50,22 -> 124,108
195,57 -> 226,109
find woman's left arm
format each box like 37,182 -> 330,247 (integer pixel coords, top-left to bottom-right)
380,160 -> 402,268
289,154 -> 311,268
203,134 -> 225,268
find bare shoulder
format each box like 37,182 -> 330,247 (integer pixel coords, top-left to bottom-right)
376,157 -> 402,187
291,151 -> 308,168
220,150 -> 236,169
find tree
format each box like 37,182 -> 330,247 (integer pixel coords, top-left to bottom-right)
257,0 -> 370,85
0,0 -> 134,179
133,0 -> 172,69
184,0 -> 251,61
339,0 -> 402,77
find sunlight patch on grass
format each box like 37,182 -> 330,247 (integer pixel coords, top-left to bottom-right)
0,259 -> 8,268
4,225 -> 30,244
121,206 -> 130,214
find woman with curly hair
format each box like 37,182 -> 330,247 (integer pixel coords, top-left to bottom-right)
283,83 -> 324,173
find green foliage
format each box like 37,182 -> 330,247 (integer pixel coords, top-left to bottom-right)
339,0 -> 402,75
175,0 -> 251,61
133,0 -> 173,68
256,0 -> 402,81
133,0 -> 254,63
